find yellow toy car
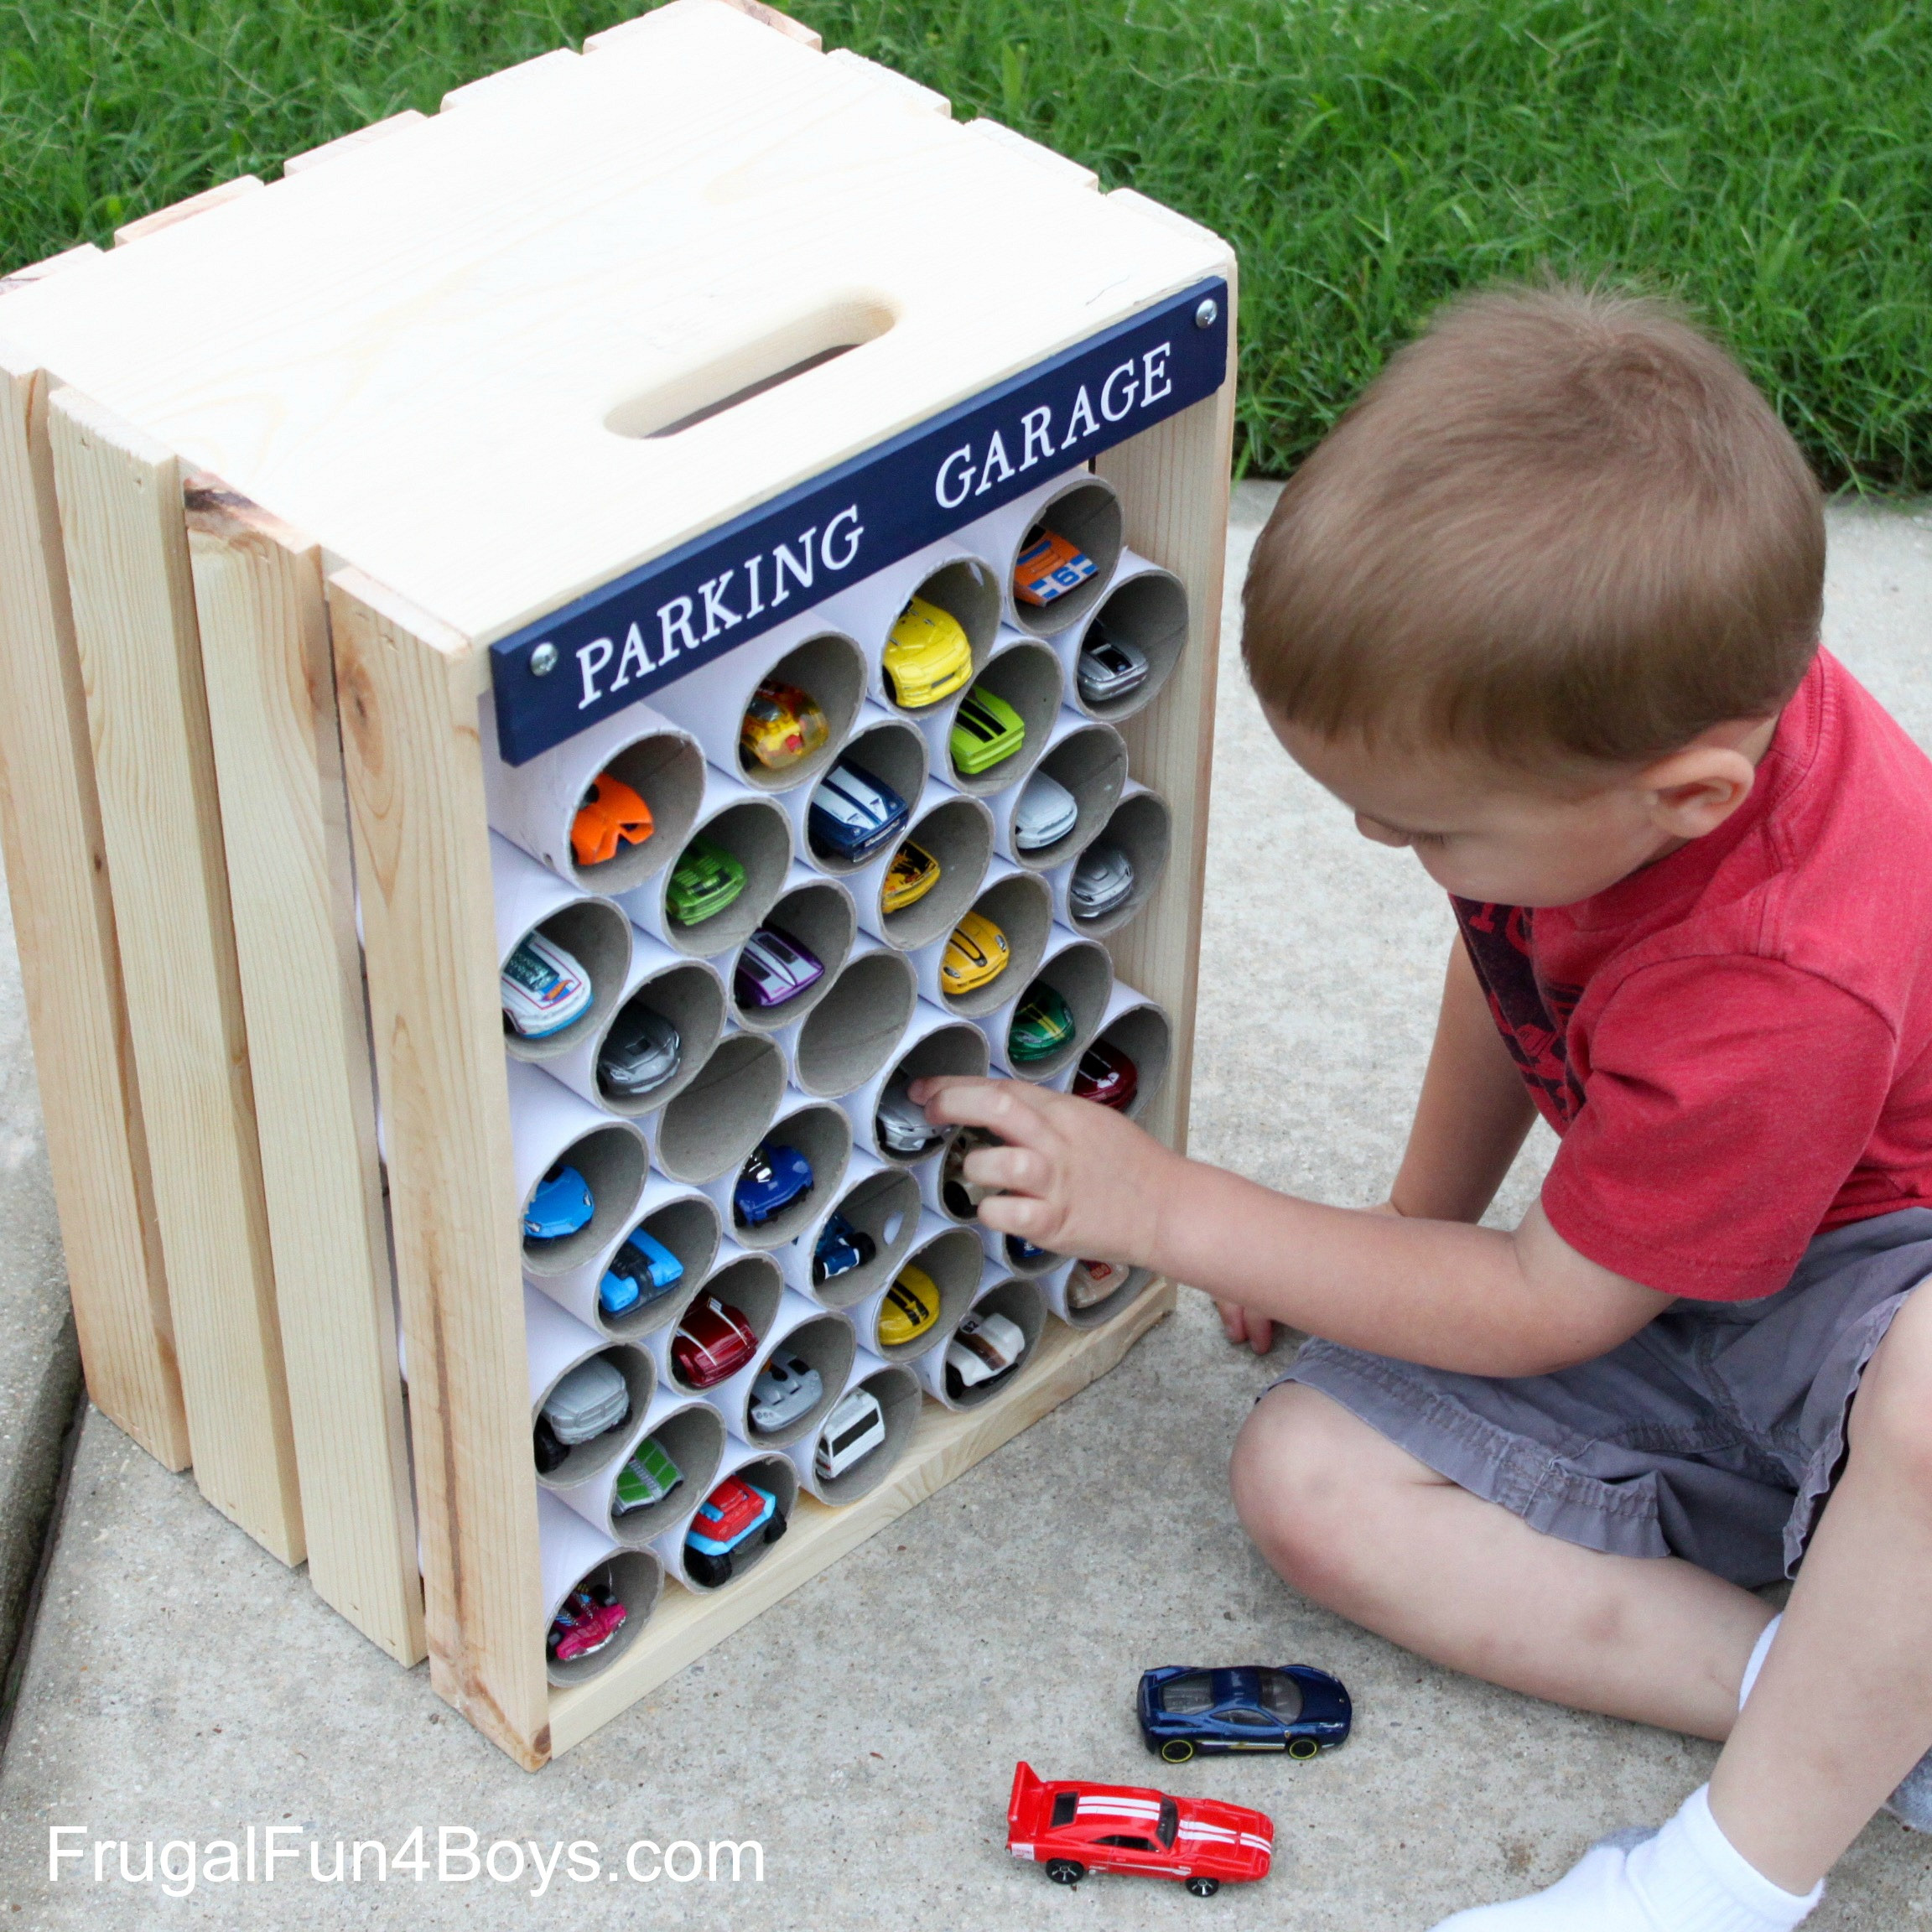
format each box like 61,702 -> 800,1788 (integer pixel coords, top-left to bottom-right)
877,1265 -> 940,1348
739,680 -> 828,774
882,839 -> 941,913
883,595 -> 973,709
942,910 -> 1010,995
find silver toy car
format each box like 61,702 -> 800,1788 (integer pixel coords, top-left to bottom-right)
750,1353 -> 823,1433
1013,770 -> 1079,851
1076,626 -> 1150,705
543,1357 -> 631,1446
598,1001 -> 680,1098
876,1075 -> 944,1156
1070,842 -> 1135,918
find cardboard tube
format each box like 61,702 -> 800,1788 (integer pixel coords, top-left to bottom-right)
907,627 -> 1062,800
483,698 -> 704,896
543,923 -> 726,1118
577,1389 -> 727,1550
642,1245 -> 784,1398
492,833 -> 633,1065
849,1214 -> 981,1363
509,1060 -> 650,1279
844,999 -> 989,1164
728,865 -> 855,1035
653,1438 -> 801,1595
619,764 -> 794,958
1083,980 -> 1173,1125
647,612 -> 867,796
918,1265 -> 1047,1410
818,537 -> 1002,712
979,1221 -> 1069,1280
956,467 -> 1124,638
1047,778 -> 1170,939
911,858 -> 1052,1020
985,924 -> 1114,1081
847,782 -> 993,954
785,704 -> 929,879
992,712 -> 1127,874
652,1030 -> 786,1184
786,1348 -> 922,1506
1041,1256 -> 1150,1330
1052,549 -> 1188,724
775,936 -> 917,1098
539,1490 -> 663,1685
776,1150 -> 921,1310
526,1171 -> 724,1342
708,1285 -> 856,1449
703,1093 -> 852,1253
527,1289 -> 657,1490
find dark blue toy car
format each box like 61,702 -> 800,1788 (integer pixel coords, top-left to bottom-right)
813,1211 -> 876,1285
1136,1665 -> 1351,1763
734,1140 -> 813,1228
808,757 -> 910,863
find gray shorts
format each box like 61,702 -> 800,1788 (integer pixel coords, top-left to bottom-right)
1277,1208 -> 1932,1589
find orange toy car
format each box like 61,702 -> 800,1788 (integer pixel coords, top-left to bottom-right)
571,771 -> 654,867
1013,526 -> 1098,608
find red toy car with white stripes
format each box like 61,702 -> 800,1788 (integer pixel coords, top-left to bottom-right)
1005,1761 -> 1272,1898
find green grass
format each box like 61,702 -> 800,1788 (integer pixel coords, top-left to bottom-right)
2,0 -> 1928,487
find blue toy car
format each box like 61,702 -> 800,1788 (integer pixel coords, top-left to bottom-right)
525,1161 -> 595,1242
808,757 -> 910,863
813,1211 -> 876,1285
1136,1665 -> 1352,1763
734,1140 -> 813,1228
598,1227 -> 685,1318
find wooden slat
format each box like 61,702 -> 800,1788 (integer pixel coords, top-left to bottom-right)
329,565 -> 548,1767
46,387 -> 304,1559
113,176 -> 265,247
711,0 -> 822,50
1096,261 -> 1239,1158
0,350 -> 188,1467
187,486 -> 424,1663
549,1279 -> 1175,1755
283,112 -> 427,177
0,242 -> 104,293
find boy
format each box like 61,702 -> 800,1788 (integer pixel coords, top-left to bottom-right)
914,283 -> 1932,1929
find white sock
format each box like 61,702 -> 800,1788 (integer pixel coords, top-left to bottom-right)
1738,1615 -> 1781,1708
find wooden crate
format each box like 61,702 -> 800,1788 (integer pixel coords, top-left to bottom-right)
0,0 -> 1234,1766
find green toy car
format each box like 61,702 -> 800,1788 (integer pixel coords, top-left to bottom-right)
1008,984 -> 1076,1064
667,835 -> 747,927
950,686 -> 1026,776
613,1436 -> 683,1515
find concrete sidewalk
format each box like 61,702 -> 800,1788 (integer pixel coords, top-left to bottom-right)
0,488 -> 1927,1928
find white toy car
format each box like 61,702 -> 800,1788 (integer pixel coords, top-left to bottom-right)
813,1387 -> 887,1480
1070,842 -> 1135,918
944,1309 -> 1027,1391
1067,1256 -> 1133,1309
1013,770 -> 1078,851
543,1357 -> 631,1445
750,1353 -> 823,1433
501,928 -> 593,1037
875,1075 -> 944,1156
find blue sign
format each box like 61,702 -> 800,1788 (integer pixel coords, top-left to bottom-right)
489,277 -> 1228,764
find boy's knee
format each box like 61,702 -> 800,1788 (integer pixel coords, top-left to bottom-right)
1231,1384 -> 1393,1590
1850,1284 -> 1932,1488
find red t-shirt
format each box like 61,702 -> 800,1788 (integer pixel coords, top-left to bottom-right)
1454,649 -> 1932,1301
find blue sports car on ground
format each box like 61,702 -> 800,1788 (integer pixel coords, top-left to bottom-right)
1136,1665 -> 1352,1763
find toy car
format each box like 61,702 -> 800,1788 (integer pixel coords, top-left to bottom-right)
1073,1040 -> 1137,1111
1013,770 -> 1079,851
951,687 -> 1026,775
739,679 -> 828,773
1008,984 -> 1075,1065
1136,1665 -> 1353,1763
1070,842 -> 1135,919
1077,624 -> 1150,705
683,1472 -> 787,1587
1069,1256 -> 1133,1309
667,835 -> 747,927
1008,1235 -> 1052,1267
943,910 -> 1010,995
750,1353 -> 823,1433
570,771 -> 654,869
597,1002 -> 680,1099
1006,1761 -> 1273,1896
533,1414 -> 567,1474
941,1125 -> 1003,1218
598,1226 -> 684,1318
882,839 -> 941,912
542,1356 -> 631,1446
808,757 -> 911,863
501,929 -> 593,1038
548,1580 -> 626,1665
671,1294 -> 760,1389
883,594 -> 974,709
876,1076 -> 945,1156
813,1211 -> 876,1285
1013,526 -> 1099,608
944,1307 -> 1026,1395
612,1435 -> 683,1515
876,1265 -> 940,1349
735,925 -> 823,1009
524,1161 -> 594,1242
734,1140 -> 813,1227
815,1387 -> 886,1480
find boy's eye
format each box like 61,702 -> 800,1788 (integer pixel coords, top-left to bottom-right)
1407,829 -> 1451,849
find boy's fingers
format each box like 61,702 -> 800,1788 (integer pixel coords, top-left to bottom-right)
1215,1299 -> 1246,1343
1246,1316 -> 1275,1355
974,1193 -> 1046,1239
960,1145 -> 1046,1194
913,1075 -> 1056,1141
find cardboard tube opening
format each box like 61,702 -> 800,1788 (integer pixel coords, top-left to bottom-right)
1070,563 -> 1188,722
546,1549 -> 662,1686
805,1362 -> 922,1505
879,1025 -> 989,1164
871,1224 -> 980,1360
534,1343 -> 656,1488
604,1193 -> 722,1339
731,1104 -> 851,1250
744,1311 -> 856,1448
806,720 -> 928,875
735,631 -> 867,794
1001,1233 -> 1068,1279
523,1125 -> 647,1276
1060,1258 -> 1151,1329
945,872 -> 1052,1019
795,950 -> 917,1095
1012,722 -> 1127,874
681,1452 -> 799,1593
1097,1003 -> 1172,1125
948,638 -> 1063,799
503,896 -> 631,1065
608,1402 -> 724,1548
1004,937 -> 1112,1083
595,963 -> 726,1116
731,878 -> 854,1033
1007,478 -> 1124,638
937,1275 -> 1046,1410
573,730 -> 707,894
880,797 -> 990,953
813,1166 -> 920,1310
657,798 -> 793,957
656,1033 -> 786,1183
1067,786 -> 1170,938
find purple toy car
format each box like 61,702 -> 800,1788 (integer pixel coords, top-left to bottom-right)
735,926 -> 824,1010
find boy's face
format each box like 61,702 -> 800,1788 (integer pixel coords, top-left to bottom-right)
1268,710 -> 1776,907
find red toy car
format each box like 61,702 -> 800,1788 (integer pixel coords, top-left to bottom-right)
670,1294 -> 758,1389
547,1580 -> 626,1665
1072,1040 -> 1137,1112
1006,1762 -> 1272,1898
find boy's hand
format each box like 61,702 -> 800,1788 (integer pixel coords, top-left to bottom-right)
906,1075 -> 1179,1260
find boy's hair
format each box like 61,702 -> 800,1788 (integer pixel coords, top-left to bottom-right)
1242,282 -> 1825,769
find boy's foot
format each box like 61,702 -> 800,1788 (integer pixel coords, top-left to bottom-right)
1426,1787 -> 1820,1930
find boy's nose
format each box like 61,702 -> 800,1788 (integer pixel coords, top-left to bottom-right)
1354,813 -> 1410,849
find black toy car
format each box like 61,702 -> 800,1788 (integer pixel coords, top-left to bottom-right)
1135,1665 -> 1351,1763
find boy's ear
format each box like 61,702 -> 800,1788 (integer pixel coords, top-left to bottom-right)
1640,744 -> 1760,839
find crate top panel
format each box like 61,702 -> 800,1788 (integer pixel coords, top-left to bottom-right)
0,0 -> 1230,648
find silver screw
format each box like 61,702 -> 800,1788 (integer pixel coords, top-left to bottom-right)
530,641 -> 559,677
1195,298 -> 1219,330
